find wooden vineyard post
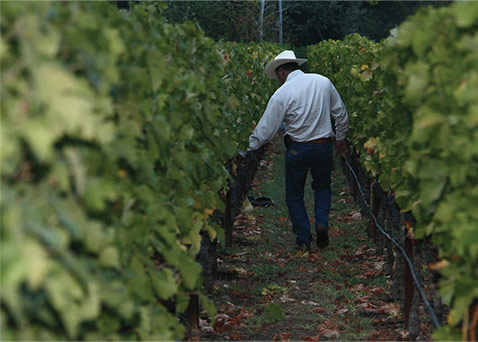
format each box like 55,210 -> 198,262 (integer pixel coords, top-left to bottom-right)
467,303 -> 478,341
351,157 -> 360,199
188,294 -> 200,331
370,183 -> 380,243
403,232 -> 415,328
225,189 -> 233,248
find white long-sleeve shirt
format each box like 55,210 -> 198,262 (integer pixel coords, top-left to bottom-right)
248,70 -> 349,151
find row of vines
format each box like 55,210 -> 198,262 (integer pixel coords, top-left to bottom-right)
306,2 -> 478,340
1,2 -> 282,340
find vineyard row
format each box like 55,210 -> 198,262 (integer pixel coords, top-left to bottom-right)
1,1 -> 477,341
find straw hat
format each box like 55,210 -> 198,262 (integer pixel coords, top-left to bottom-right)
265,50 -> 307,80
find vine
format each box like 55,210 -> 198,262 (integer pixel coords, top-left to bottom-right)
0,2 -> 281,340
307,2 -> 478,339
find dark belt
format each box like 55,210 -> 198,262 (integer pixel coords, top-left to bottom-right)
291,137 -> 332,144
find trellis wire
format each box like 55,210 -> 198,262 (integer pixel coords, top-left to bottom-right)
344,158 -> 440,329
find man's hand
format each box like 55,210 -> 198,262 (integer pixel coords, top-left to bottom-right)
336,140 -> 347,157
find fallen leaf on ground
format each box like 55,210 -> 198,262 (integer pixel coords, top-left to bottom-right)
355,295 -> 371,303
398,329 -> 409,340
359,302 -> 378,311
308,254 -> 323,263
352,283 -> 366,292
336,307 -> 349,314
273,332 -> 291,341
320,328 -> 340,339
232,266 -> 255,278
280,294 -> 297,303
369,285 -> 384,295
301,300 -> 321,306
313,306 -> 326,313
358,271 -> 375,279
354,250 -> 365,258
199,319 -> 214,333
215,313 -> 230,321
301,335 -> 320,341
378,303 -> 400,317
373,261 -> 385,271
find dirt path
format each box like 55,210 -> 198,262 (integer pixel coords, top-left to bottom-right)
195,139 -> 433,341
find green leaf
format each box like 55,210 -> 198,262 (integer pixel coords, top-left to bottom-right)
453,2 -> 478,28
263,303 -> 285,321
83,178 -> 116,211
404,62 -> 429,104
79,282 -> 100,320
23,241 -> 49,289
45,271 -> 83,337
150,268 -> 178,300
177,252 -> 202,290
199,293 -> 217,322
99,246 -> 120,269
175,294 -> 190,314
127,256 -> 154,301
432,325 -> 462,341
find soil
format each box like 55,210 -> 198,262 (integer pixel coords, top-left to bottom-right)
191,138 -> 434,341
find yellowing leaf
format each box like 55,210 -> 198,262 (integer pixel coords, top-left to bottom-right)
428,259 -> 450,271
242,197 -> 254,213
203,208 -> 215,217
363,137 -> 379,155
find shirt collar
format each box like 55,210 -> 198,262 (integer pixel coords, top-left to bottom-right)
285,69 -> 304,83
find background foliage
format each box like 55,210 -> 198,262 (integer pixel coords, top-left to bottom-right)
163,1 -> 279,43
218,40 -> 283,150
161,0 -> 451,46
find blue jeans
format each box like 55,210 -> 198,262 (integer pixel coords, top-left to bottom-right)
285,142 -> 332,247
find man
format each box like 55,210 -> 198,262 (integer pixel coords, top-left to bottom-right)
248,50 -> 349,251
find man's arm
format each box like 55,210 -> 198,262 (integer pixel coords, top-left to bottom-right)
248,95 -> 286,151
